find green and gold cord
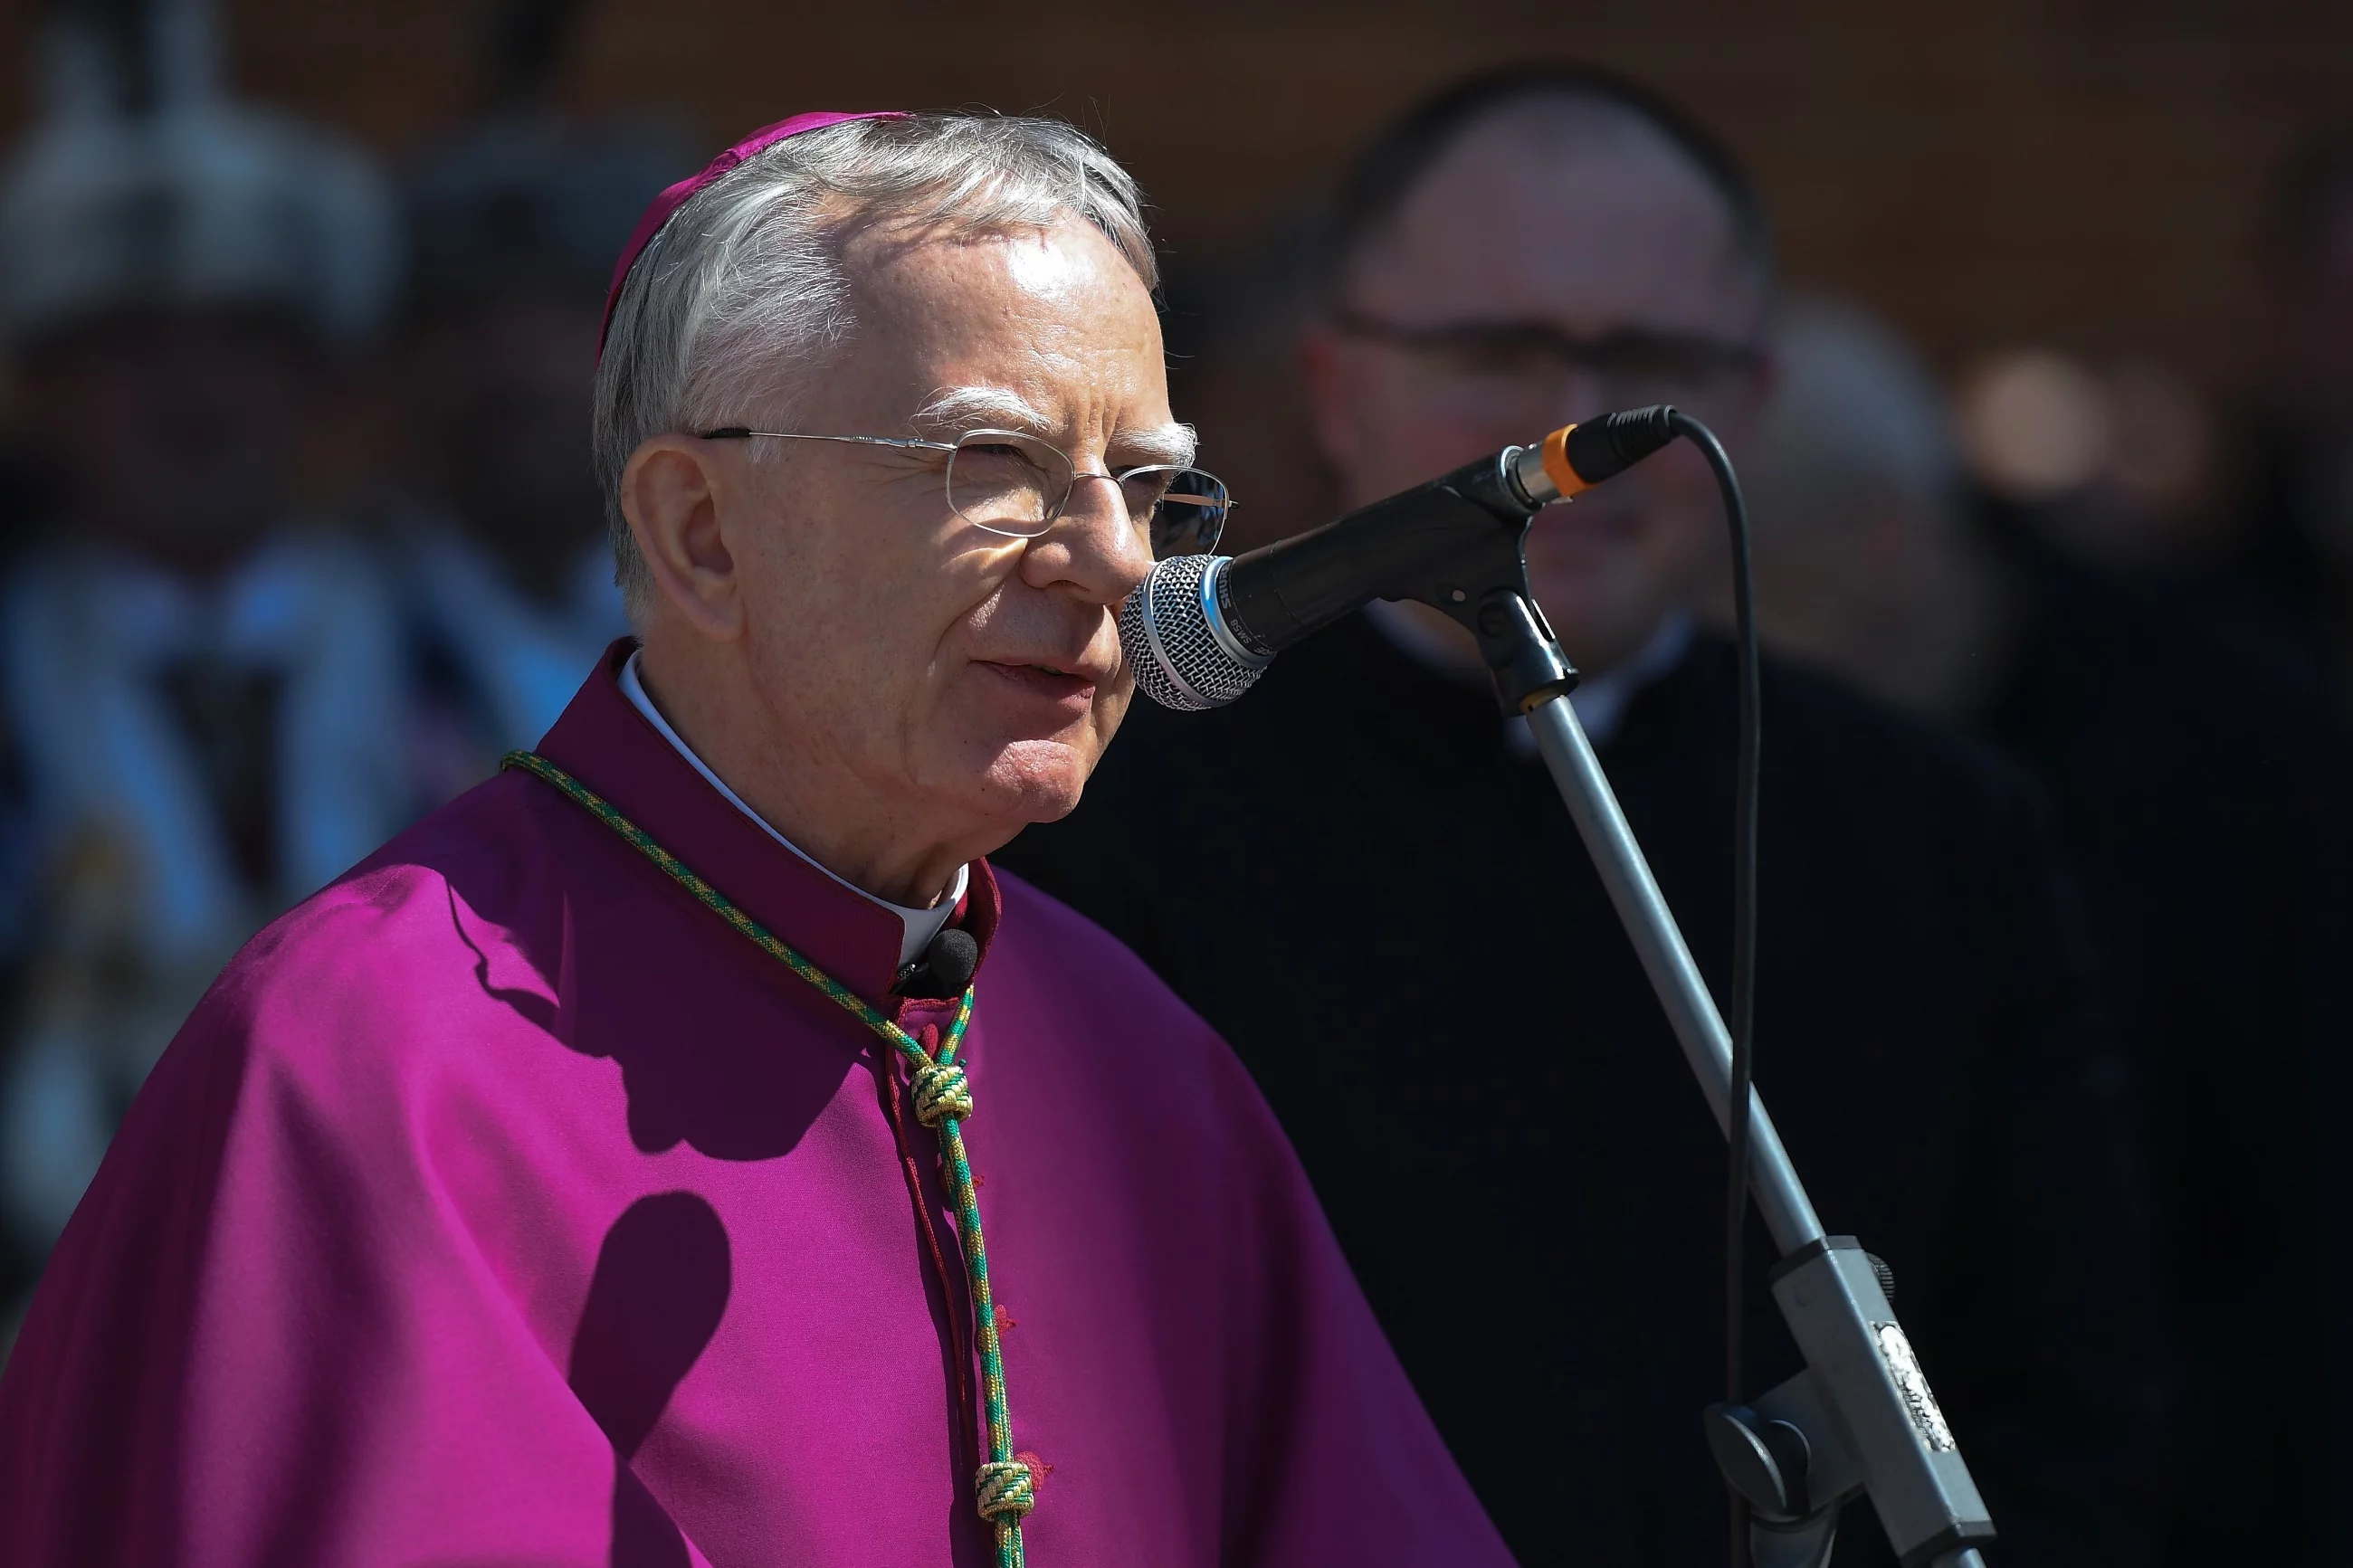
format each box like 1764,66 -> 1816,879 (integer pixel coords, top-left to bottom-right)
503,750 -> 1035,1567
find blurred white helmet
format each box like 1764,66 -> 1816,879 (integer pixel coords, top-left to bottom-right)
0,0 -> 395,347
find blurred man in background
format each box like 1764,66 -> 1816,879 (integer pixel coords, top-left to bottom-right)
0,0 -> 405,1324
1746,297 -> 2353,1564
1001,64 -> 2166,1566
385,0 -> 672,801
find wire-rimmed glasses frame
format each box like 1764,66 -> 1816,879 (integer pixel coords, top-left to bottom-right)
696,425 -> 1233,559
1328,307 -> 1767,418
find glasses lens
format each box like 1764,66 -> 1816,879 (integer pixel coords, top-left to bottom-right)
948,431 -> 1074,537
1126,468 -> 1230,558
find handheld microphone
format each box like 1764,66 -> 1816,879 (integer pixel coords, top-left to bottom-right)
1120,407 -> 1679,711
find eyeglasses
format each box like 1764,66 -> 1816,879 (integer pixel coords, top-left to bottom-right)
1331,308 -> 1765,414
697,425 -> 1233,559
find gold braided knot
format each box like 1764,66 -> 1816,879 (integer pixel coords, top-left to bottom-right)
911,1060 -> 974,1126
976,1459 -> 1036,1522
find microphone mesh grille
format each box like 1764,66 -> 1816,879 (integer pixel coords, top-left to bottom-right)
1119,555 -> 1268,711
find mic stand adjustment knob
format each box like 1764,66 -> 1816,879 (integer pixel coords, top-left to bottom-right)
1705,1386 -> 1847,1568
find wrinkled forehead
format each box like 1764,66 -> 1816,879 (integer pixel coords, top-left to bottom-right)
837,219 -> 1173,439
1348,100 -> 1767,339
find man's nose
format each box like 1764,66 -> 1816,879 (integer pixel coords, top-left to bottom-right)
1024,471 -> 1153,604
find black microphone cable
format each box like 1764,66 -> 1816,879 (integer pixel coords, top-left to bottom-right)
1669,410 -> 1762,1568
1588,407 -> 1759,1563
1555,407 -> 1761,1564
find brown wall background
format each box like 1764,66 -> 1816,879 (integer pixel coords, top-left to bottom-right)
6,0 -> 2348,385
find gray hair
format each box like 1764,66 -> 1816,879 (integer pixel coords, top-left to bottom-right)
592,112 -> 1157,611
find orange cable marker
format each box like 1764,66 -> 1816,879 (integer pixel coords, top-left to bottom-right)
1541,425 -> 1593,499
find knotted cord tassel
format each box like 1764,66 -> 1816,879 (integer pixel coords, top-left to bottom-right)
976,1458 -> 1037,1521
912,1059 -> 974,1126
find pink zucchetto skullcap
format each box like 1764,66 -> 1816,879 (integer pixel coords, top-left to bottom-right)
597,109 -> 907,358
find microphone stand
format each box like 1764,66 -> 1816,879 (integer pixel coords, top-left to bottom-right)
1491,592 -> 1990,1568
1415,445 -> 1997,1568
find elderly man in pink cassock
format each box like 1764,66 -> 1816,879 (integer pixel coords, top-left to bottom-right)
0,111 -> 1519,1568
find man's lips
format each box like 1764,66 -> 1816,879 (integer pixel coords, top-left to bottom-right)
973,659 -> 1102,705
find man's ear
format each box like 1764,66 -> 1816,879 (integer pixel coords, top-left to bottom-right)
623,434 -> 742,641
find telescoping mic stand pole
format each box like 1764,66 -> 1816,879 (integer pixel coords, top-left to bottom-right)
1492,591 -> 1990,1568
1451,419 -> 1996,1568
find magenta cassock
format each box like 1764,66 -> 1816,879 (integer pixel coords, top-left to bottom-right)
0,641 -> 1514,1568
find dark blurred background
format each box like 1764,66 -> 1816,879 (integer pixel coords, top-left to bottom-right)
3,0 -> 2351,1560
0,0 -> 2337,363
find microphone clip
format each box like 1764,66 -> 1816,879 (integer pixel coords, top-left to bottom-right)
893,927 -> 979,1000
1471,589 -> 1579,715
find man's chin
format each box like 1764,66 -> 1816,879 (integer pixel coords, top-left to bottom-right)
973,736 -> 1097,827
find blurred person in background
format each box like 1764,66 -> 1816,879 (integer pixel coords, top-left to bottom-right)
385,0 -> 674,801
1949,347 -> 2229,577
0,0 -> 405,1328
1000,64 -> 2166,1566
1746,296 -> 2353,1564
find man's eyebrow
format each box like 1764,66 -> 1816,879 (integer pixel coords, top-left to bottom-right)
1112,423 -> 1198,470
914,391 -> 1199,470
910,385 -> 1053,435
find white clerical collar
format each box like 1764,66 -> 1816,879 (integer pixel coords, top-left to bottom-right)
1362,600 -> 1694,750
619,651 -> 967,970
